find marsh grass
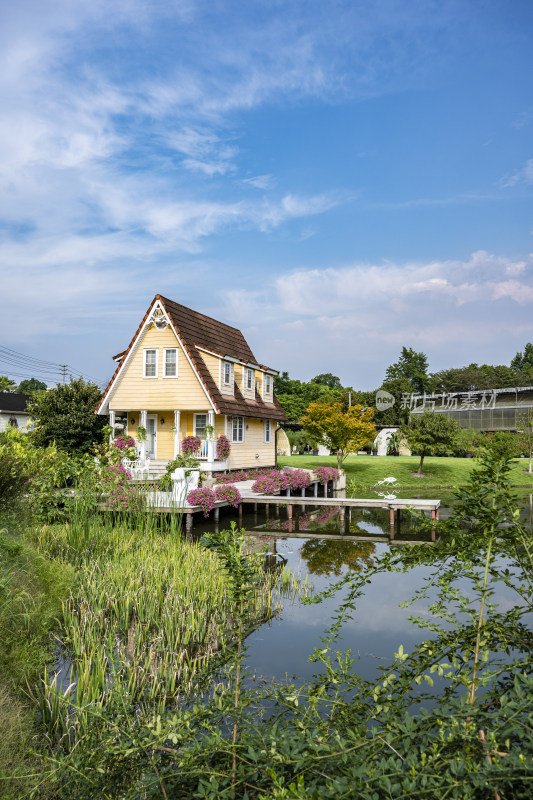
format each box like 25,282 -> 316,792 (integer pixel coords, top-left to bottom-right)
26,482 -> 295,751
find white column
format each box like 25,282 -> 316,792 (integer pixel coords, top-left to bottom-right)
140,409 -> 147,460
224,415 -> 228,435
109,410 -> 115,443
207,409 -> 215,462
173,410 -> 181,458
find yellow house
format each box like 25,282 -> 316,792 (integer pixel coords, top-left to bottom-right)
97,295 -> 287,473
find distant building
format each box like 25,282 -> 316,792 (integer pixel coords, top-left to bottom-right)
0,393 -> 32,432
406,386 -> 533,431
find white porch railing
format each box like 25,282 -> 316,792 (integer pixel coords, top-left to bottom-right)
198,438 -> 211,460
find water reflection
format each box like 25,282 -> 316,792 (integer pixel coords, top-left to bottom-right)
299,538 -> 375,576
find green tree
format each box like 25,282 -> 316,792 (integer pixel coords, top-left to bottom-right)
0,376 -> 17,392
301,401 -> 376,470
27,377 -> 107,453
312,373 -> 342,389
401,411 -> 458,476
17,378 -> 47,394
511,342 -> 533,373
433,362 -> 531,391
299,538 -> 375,577
384,347 -> 432,394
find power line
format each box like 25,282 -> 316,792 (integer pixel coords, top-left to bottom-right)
0,345 -> 105,388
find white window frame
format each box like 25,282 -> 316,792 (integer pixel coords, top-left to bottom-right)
163,348 -> 178,378
143,348 -> 158,378
223,361 -> 232,386
194,413 -> 208,439
230,416 -> 245,443
264,419 -> 272,443
265,374 -> 272,394
246,368 -> 253,391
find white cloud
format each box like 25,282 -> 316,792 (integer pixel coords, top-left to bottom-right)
498,158 -> 533,188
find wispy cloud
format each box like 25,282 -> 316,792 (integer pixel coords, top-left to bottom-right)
498,158 -> 533,188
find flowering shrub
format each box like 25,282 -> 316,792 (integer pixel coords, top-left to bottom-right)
252,470 -> 290,495
215,434 -> 231,460
113,435 -> 136,452
283,469 -> 310,491
313,466 -> 340,484
215,470 -> 250,484
214,484 -> 242,507
102,464 -> 144,511
187,487 -> 216,517
181,436 -> 202,456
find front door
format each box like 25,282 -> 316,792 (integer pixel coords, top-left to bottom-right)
146,415 -> 157,459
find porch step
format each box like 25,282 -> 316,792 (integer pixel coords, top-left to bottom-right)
148,460 -> 169,479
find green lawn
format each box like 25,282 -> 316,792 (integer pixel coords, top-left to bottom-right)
278,454 -> 533,488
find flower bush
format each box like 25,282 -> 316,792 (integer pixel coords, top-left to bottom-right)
113,435 -> 136,452
215,434 -> 231,461
215,469 -> 250,484
251,470 -> 290,495
214,484 -> 241,507
313,466 -> 340,484
283,469 -> 310,491
102,464 -> 144,511
187,487 -> 216,517
181,436 -> 202,456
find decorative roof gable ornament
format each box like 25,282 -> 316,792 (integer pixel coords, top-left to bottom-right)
149,302 -> 170,330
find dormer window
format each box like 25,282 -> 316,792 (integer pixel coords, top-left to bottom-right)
224,361 -> 231,385
265,374 -> 272,394
246,368 -> 253,391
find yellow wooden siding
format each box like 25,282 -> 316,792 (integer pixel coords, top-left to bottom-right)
109,324 -> 210,411
227,417 -> 276,470
199,351 -> 220,386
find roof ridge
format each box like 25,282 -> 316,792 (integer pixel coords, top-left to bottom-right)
157,294 -> 244,335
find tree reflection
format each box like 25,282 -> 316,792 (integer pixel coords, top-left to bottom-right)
299,538 -> 376,577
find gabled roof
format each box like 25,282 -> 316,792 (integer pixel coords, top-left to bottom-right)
98,295 -> 287,422
0,393 -> 31,413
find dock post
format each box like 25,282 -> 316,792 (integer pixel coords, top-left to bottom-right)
314,482 -> 318,498
266,504 -> 270,519
339,506 -> 345,534
186,513 -> 193,532
214,507 -> 219,523
431,509 -> 436,541
389,507 -> 395,539
254,502 -> 258,513
288,505 -> 293,520
275,504 -> 280,515
238,503 -> 243,525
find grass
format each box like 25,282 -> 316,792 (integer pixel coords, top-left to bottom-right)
278,454 -> 533,488
0,519 -> 75,799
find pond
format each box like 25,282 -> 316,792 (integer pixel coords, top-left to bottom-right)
203,490 -> 533,687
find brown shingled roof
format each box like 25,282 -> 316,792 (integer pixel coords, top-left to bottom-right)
97,294 -> 287,422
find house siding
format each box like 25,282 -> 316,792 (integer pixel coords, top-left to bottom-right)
226,417 -> 276,470
110,325 -> 210,411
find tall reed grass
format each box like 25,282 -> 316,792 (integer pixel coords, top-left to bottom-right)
26,472 -> 301,751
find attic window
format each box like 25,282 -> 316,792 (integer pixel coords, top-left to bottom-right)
246,368 -> 253,391
265,374 -> 272,394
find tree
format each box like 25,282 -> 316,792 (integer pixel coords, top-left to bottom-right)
300,402 -> 376,470
312,373 -> 342,389
27,377 -> 107,453
432,363 -> 531,392
17,377 -> 47,394
0,376 -> 17,392
384,347 -> 432,394
400,411 -> 459,476
511,342 -> 533,373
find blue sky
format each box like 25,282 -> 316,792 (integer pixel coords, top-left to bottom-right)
0,0 -> 532,389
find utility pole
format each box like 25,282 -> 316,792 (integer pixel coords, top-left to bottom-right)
61,365 -> 68,385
